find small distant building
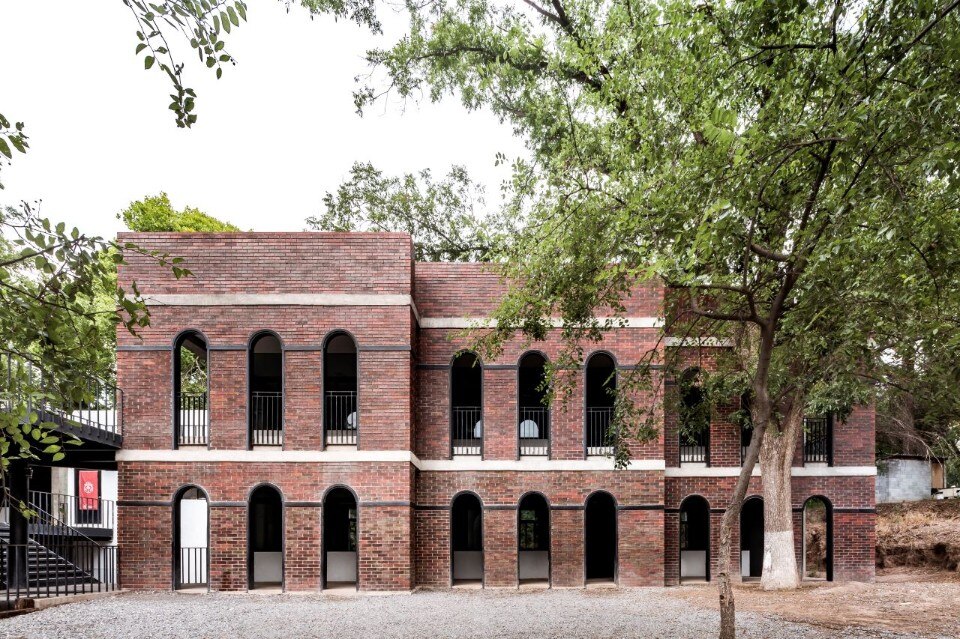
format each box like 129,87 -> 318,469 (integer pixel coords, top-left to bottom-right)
876,455 -> 946,503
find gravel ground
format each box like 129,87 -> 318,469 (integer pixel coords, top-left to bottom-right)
0,588 -> 934,639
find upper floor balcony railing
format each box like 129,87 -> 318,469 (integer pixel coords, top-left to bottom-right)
324,390 -> 357,446
177,392 -> 208,446
451,406 -> 481,456
803,416 -> 832,464
586,407 -> 614,456
25,490 -> 116,535
680,430 -> 708,464
519,406 -> 549,456
250,390 -> 283,446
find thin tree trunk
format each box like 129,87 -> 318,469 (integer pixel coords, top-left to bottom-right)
759,401 -> 802,590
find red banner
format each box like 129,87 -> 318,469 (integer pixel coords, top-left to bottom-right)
78,470 -> 99,511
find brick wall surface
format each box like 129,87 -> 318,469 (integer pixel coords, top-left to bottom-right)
115,232 -> 876,592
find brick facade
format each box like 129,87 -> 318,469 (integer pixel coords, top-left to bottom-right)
115,233 -> 875,591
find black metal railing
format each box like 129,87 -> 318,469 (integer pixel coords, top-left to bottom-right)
324,390 -> 358,446
0,542 -> 119,602
586,407 -> 614,455
519,407 -> 549,456
177,393 -> 208,446
680,430 -> 708,464
803,416 -> 832,464
250,391 -> 283,446
451,406 -> 482,455
176,547 -> 208,588
0,349 -> 122,441
26,491 -> 115,533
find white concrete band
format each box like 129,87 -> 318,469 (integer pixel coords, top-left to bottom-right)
419,458 -> 665,471
665,465 -> 877,478
419,317 -> 663,329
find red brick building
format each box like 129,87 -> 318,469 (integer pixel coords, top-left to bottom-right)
115,232 -> 875,591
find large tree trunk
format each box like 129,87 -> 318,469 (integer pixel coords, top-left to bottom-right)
759,401 -> 802,590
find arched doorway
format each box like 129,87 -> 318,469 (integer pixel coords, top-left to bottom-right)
803,496 -> 833,581
323,333 -> 358,446
248,484 -> 283,589
518,492 -> 550,585
679,495 -> 710,582
450,352 -> 483,456
584,491 -> 617,583
451,492 -> 483,585
740,496 -> 764,579
518,352 -> 549,456
173,331 -> 209,446
249,332 -> 283,446
323,486 -> 358,588
173,485 -> 208,590
585,352 -> 616,455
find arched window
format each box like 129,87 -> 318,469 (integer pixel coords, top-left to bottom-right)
679,495 -> 710,582
249,333 -> 283,446
803,415 -> 833,465
740,496 -> 764,579
451,492 -> 483,585
584,491 -> 617,583
518,352 -> 549,457
518,493 -> 550,584
585,352 -> 616,456
248,484 -> 283,589
323,333 -> 358,446
451,352 -> 482,456
803,496 -> 833,581
678,367 -> 709,464
174,331 -> 208,446
173,486 -> 208,590
323,486 -> 358,588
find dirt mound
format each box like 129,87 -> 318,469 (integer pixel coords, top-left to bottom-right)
877,499 -> 960,572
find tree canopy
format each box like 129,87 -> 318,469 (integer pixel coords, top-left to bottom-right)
119,192 -> 241,232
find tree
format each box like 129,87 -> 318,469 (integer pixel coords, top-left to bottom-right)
119,192 -> 241,232
307,162 -> 519,261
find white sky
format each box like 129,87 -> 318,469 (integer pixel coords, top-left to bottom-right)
0,1 -> 526,238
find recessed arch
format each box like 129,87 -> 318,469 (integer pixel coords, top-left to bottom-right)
679,494 -> 710,582
323,485 -> 359,589
585,351 -> 617,456
172,484 -> 209,590
678,367 -> 709,464
451,351 -> 483,456
584,490 -> 617,583
249,331 -> 284,447
518,351 -> 550,457
323,330 -> 359,447
248,483 -> 284,590
173,330 -> 209,447
518,492 -> 550,585
802,495 -> 833,581
740,496 -> 764,579
451,491 -> 484,586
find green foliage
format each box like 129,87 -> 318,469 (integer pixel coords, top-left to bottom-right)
119,192 -> 241,232
0,113 -> 28,190
307,162 -> 519,261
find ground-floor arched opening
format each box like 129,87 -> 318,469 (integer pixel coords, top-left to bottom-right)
803,496 -> 833,581
679,495 -> 710,582
585,491 -> 617,583
323,486 -> 358,589
451,492 -> 483,585
173,485 -> 209,590
740,496 -> 764,579
248,484 -> 283,589
518,492 -> 550,585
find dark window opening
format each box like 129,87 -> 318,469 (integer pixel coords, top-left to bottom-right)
174,332 -> 208,446
518,493 -> 550,583
679,496 -> 710,582
740,392 -> 752,465
248,485 -> 283,589
249,333 -> 283,446
740,497 -> 764,579
679,368 -> 709,464
174,486 -> 208,589
519,353 -> 549,456
585,353 -> 616,456
803,416 -> 833,465
451,352 -> 482,456
451,493 -> 483,584
323,487 -> 358,587
585,491 -> 616,582
803,496 -> 833,581
324,334 -> 358,446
